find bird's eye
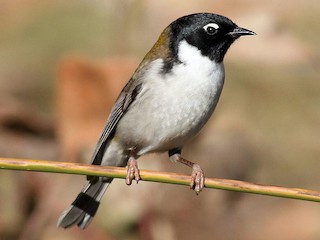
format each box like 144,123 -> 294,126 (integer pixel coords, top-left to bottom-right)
203,23 -> 219,35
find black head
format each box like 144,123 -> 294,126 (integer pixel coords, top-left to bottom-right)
168,13 -> 255,62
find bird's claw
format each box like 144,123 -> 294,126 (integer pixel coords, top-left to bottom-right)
126,157 -> 140,185
190,164 -> 205,194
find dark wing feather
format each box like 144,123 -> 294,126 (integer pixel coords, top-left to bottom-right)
90,77 -> 143,166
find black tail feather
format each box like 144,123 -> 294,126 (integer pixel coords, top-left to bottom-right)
57,179 -> 111,229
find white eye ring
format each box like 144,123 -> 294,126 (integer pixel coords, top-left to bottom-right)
203,23 -> 219,35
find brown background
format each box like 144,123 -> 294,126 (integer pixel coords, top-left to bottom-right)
0,1 -> 319,239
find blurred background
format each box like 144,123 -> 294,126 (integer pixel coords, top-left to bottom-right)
0,0 -> 319,239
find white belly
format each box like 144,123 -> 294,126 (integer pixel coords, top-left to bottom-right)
115,40 -> 225,155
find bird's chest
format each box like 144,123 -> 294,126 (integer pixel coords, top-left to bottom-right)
117,42 -> 225,153
147,59 -> 224,135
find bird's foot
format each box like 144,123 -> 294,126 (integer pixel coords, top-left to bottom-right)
169,151 -> 205,195
190,164 -> 205,195
126,156 -> 140,185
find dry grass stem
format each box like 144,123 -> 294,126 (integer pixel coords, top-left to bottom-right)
0,157 -> 320,202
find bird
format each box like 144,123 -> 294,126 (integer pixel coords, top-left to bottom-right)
57,12 -> 255,229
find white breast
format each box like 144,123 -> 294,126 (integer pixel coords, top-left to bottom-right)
116,40 -> 225,154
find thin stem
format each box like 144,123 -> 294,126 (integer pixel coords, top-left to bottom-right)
0,157 -> 320,202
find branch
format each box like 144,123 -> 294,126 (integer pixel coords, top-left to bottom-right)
0,157 -> 320,203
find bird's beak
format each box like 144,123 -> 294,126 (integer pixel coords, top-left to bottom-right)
228,27 -> 256,38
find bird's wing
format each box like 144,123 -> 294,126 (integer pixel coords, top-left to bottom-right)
90,76 -> 143,166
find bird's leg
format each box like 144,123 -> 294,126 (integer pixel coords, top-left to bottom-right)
126,147 -> 140,185
169,148 -> 205,194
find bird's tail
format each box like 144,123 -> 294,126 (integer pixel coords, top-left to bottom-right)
57,178 -> 112,229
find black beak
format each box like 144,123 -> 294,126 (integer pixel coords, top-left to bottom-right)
228,26 -> 256,38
